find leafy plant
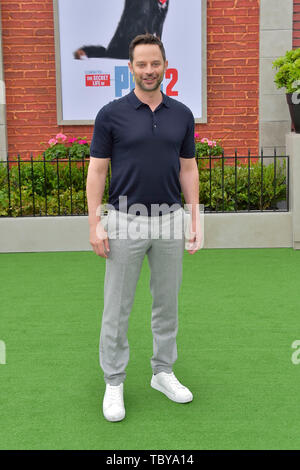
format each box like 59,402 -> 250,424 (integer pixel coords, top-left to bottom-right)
0,135 -> 288,216
40,133 -> 90,161
272,48 -> 300,93
0,158 -> 100,216
194,134 -> 224,156
194,156 -> 287,211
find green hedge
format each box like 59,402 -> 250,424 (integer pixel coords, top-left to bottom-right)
0,156 -> 287,216
194,156 -> 287,211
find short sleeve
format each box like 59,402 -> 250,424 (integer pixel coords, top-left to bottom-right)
90,105 -> 113,158
180,110 -> 195,158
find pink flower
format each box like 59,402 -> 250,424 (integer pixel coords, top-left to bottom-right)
68,137 -> 77,144
201,138 -> 209,143
78,139 -> 88,144
48,138 -> 57,146
194,132 -> 200,139
56,133 -> 67,142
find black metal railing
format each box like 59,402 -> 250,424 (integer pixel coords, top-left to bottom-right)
195,148 -> 289,213
0,148 -> 289,217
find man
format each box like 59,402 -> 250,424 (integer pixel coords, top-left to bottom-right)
86,33 -> 201,422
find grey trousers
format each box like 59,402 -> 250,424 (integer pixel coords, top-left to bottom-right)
99,207 -> 187,386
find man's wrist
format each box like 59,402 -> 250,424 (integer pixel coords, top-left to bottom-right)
89,217 -> 100,229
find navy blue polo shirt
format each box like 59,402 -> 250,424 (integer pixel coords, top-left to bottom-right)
90,89 -> 195,215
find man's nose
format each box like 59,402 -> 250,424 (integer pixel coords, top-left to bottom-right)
145,65 -> 154,74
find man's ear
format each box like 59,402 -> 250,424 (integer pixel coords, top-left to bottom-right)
164,60 -> 168,72
128,61 -> 133,73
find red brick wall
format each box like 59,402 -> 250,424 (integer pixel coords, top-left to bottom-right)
293,0 -> 300,47
1,0 -> 260,158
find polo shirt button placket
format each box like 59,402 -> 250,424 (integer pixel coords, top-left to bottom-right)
153,112 -> 157,133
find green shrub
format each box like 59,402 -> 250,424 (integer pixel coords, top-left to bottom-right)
0,156 -> 287,217
272,48 -> 300,93
196,157 -> 287,211
41,133 -> 90,161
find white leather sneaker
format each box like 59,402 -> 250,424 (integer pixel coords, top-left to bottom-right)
151,372 -> 193,403
103,383 -> 125,422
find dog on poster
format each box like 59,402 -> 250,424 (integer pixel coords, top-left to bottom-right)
73,0 -> 169,60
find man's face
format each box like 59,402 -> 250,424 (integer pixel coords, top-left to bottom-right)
128,44 -> 168,93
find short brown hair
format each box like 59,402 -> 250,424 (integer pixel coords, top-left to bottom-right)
129,33 -> 166,63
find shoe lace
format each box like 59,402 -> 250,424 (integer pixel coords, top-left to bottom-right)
107,385 -> 122,402
168,372 -> 186,389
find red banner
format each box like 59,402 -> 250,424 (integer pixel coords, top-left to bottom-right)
85,74 -> 110,87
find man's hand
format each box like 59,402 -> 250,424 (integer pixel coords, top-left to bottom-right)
89,222 -> 110,258
185,217 -> 203,255
73,48 -> 87,59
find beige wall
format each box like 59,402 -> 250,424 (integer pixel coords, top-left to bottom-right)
259,0 -> 293,156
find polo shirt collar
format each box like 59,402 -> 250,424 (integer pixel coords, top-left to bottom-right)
127,89 -> 170,109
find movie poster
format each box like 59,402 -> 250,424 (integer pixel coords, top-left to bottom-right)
54,0 -> 205,123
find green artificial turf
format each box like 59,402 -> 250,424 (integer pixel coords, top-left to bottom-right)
0,248 -> 300,450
